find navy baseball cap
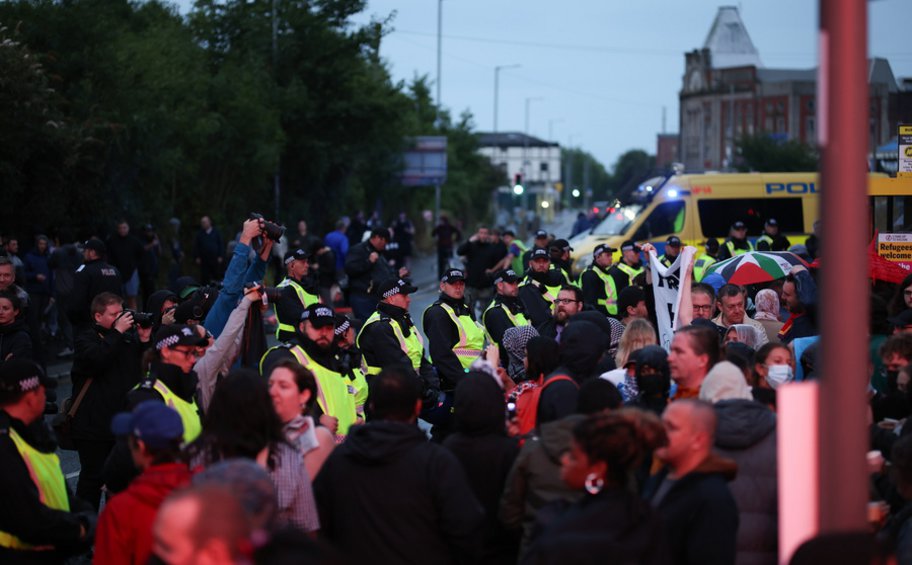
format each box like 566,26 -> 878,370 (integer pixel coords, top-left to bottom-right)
153,324 -> 209,351
82,238 -> 107,255
0,359 -> 56,400
493,269 -> 520,285
620,240 -> 641,252
530,247 -> 550,260
441,269 -> 466,283
732,221 -> 747,230
666,236 -> 682,247
283,248 -> 308,265
534,230 -> 548,239
301,304 -> 335,328
594,243 -> 617,257
111,401 -> 183,448
765,218 -> 778,226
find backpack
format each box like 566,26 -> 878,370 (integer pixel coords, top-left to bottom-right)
511,374 -> 577,438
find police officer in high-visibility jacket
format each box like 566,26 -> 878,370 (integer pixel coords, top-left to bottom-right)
693,238 -> 720,282
423,269 -> 486,392
658,236 -> 683,268
0,359 -> 94,561
483,269 -> 530,360
333,314 -> 369,424
274,248 -> 320,342
260,304 -> 358,443
519,247 -> 567,327
356,278 -> 440,402
579,243 -> 620,316
607,240 -> 645,296
755,218 -> 791,251
717,220 -> 754,260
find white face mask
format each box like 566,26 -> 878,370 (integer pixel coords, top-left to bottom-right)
766,364 -> 793,389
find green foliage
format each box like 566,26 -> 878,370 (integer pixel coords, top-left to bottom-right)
737,134 -> 818,172
0,0 -> 500,243
608,149 -> 656,198
562,148 -> 611,200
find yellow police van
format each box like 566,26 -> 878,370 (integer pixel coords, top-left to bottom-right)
568,171 -> 890,272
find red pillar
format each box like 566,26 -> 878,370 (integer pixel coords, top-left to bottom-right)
817,0 -> 869,532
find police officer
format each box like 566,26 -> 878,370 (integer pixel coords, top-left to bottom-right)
260,304 -> 357,442
519,247 -> 565,327
274,248 -> 320,342
482,269 -> 530,360
549,239 -> 576,283
608,240 -> 645,295
423,269 -> 486,392
357,279 -> 439,401
658,236 -> 682,268
717,220 -> 754,260
579,243 -> 620,316
68,238 -> 123,327
333,314 -> 368,425
345,227 -> 407,320
755,218 -> 791,251
128,324 -> 209,445
0,359 -> 94,562
694,239 -> 720,282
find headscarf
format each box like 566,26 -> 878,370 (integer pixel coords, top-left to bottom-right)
699,361 -> 753,404
503,325 -> 539,381
726,324 -> 762,350
754,288 -> 781,322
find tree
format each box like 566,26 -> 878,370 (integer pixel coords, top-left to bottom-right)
607,149 -> 656,200
737,134 -> 818,172
562,148 -> 611,201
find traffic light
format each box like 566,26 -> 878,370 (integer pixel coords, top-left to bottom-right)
513,173 -> 524,195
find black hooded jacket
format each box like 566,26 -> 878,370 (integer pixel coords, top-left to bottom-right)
314,420 -> 484,565
444,374 -> 520,564
713,399 -> 778,565
0,318 -> 33,361
536,321 -> 606,427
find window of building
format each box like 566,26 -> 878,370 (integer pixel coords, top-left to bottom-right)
698,198 -> 805,237
540,162 -> 549,172
632,201 -> 686,240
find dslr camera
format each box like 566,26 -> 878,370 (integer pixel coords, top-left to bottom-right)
244,281 -> 282,303
249,213 -> 286,242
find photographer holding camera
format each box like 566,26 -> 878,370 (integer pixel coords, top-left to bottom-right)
200,216 -> 273,339
70,292 -> 152,510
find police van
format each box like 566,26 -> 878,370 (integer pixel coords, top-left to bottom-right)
568,171 -> 889,272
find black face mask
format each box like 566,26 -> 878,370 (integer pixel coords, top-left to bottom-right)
887,370 -> 900,393
637,373 -> 669,398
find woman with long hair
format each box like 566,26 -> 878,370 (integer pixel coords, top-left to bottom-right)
188,369 -> 320,532
268,359 -> 335,480
524,408 -> 671,564
0,290 -> 32,361
602,318 -> 657,401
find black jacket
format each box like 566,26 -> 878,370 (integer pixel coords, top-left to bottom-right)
714,399 -> 778,565
359,303 -> 439,392
106,233 -> 145,276
68,259 -> 122,326
643,454 -> 740,565
456,240 -> 506,289
518,270 -> 565,328
606,261 -> 642,296
0,411 -> 91,564
483,294 -> 528,358
423,293 -> 477,391
344,240 -> 395,296
579,265 -> 611,315
536,321 -> 606,427
523,488 -> 672,565
0,319 -> 33,361
314,420 -> 484,564
444,375 -> 521,564
70,324 -> 147,441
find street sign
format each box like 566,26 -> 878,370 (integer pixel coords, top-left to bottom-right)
899,124 -> 912,178
400,136 -> 447,187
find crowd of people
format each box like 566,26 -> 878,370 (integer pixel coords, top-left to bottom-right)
0,210 -> 909,565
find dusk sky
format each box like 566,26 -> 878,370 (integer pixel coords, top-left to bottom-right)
178,1 -> 912,172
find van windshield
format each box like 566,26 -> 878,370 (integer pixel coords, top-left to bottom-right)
590,204 -> 643,236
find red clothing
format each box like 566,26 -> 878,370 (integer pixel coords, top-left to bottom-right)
94,462 -> 192,565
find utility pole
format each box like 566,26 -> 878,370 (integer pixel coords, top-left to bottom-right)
436,0 -> 443,113
493,64 -> 520,132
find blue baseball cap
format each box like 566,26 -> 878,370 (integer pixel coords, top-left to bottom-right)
112,401 -> 184,448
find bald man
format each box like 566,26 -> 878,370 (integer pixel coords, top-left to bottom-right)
644,399 -> 739,565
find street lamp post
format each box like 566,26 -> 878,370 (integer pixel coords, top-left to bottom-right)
493,64 -> 521,132
523,97 -> 543,217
